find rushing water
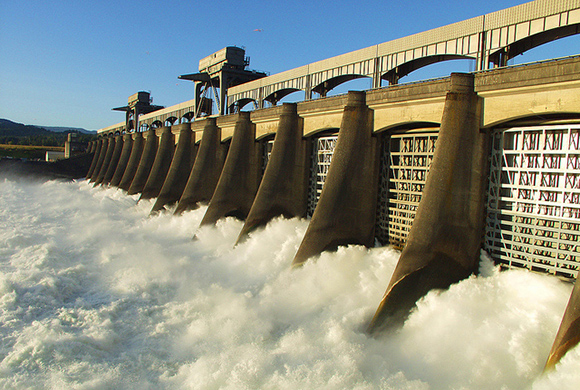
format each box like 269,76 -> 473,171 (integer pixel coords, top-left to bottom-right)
0,171 -> 579,389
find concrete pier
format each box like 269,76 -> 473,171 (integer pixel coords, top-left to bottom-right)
174,118 -> 227,215
89,138 -> 109,183
93,137 -> 116,186
86,139 -> 103,179
110,133 -> 134,187
236,103 -> 309,243
102,134 -> 124,186
545,280 -> 580,370
292,91 -> 379,266
139,126 -> 175,201
367,73 -> 488,333
128,130 -> 159,196
119,132 -> 145,192
200,112 -> 261,226
151,123 -> 195,213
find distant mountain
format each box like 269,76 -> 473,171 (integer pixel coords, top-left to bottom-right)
0,118 -> 96,147
0,119 -> 95,135
43,126 -> 96,134
0,119 -> 53,137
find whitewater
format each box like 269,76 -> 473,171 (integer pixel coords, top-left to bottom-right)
0,171 -> 579,389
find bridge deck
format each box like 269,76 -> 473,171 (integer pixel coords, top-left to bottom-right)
227,0 -> 580,108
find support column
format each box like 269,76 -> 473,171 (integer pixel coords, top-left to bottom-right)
194,82 -> 204,118
93,136 -> 116,186
110,133 -> 134,187
151,123 -> 194,213
305,74 -> 312,101
128,130 -> 159,195
134,107 -> 141,133
86,141 -> 95,154
139,126 -> 175,201
372,57 -> 382,89
219,73 -> 227,116
545,280 -> 580,370
89,138 -> 109,183
199,112 -> 261,226
236,103 -> 309,244
174,118 -> 226,215
385,71 -> 399,86
476,31 -> 490,71
102,134 -> 124,186
367,73 -> 488,334
86,139 -> 104,179
119,132 -> 145,191
292,91 -> 379,266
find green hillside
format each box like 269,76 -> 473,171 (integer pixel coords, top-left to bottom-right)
0,119 -> 96,147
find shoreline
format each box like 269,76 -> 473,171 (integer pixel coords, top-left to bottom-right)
0,153 -> 94,180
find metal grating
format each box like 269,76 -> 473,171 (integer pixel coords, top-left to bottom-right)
485,124 -> 580,279
307,135 -> 338,217
375,131 -> 438,248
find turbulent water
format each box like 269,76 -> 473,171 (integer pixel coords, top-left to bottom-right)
0,172 -> 579,389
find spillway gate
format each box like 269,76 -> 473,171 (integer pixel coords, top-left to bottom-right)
485,124 -> 580,279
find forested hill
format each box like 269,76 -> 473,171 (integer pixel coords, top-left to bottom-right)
0,119 -> 96,146
0,119 -> 54,136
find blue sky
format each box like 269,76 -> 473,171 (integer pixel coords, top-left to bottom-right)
1,0 -> 579,130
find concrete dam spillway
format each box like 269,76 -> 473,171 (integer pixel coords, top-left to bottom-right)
88,65 -> 580,373
64,0 -> 580,383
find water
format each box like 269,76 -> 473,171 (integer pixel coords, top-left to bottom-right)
1,172 -> 579,389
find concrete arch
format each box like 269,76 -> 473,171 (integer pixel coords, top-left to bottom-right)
165,117 -> 178,126
383,55 -> 474,84
489,24 -> 580,67
256,132 -> 276,141
303,127 -> 340,138
483,112 -> 580,130
312,74 -> 370,97
375,121 -> 441,134
264,88 -> 301,105
181,112 -> 195,123
151,120 -> 163,129
232,98 -> 256,112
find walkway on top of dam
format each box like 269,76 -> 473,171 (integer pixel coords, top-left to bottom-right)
98,0 -> 580,137
98,55 -> 580,139
227,0 -> 580,109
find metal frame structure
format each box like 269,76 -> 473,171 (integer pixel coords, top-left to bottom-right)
485,124 -> 580,279
179,47 -> 267,117
112,91 -> 164,133
307,135 -> 338,216
375,130 -> 438,247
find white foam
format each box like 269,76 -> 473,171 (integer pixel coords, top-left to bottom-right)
0,175 -> 578,389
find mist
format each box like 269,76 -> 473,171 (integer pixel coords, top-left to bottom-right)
0,175 -> 578,389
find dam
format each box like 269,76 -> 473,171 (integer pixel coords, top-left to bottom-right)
83,0 -> 580,373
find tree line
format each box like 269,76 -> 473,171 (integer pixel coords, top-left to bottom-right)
0,132 -> 96,147
0,119 -> 96,147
